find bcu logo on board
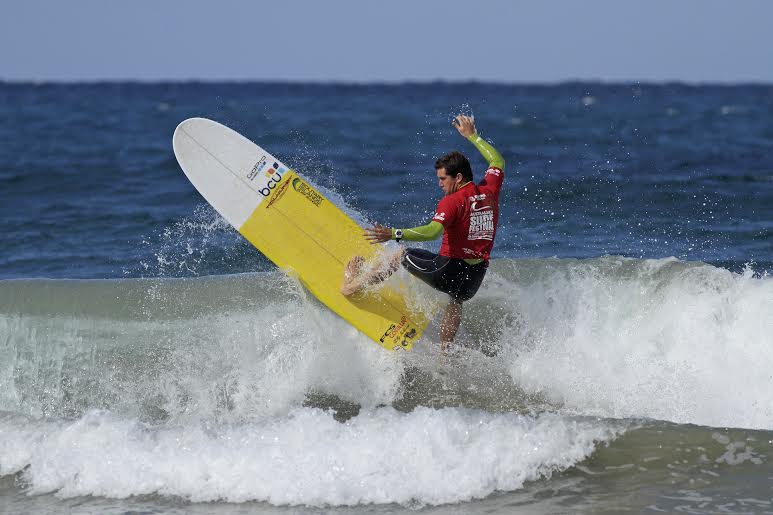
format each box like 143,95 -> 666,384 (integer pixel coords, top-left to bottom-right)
251,159 -> 285,198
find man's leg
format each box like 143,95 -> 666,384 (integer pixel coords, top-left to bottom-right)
439,299 -> 462,350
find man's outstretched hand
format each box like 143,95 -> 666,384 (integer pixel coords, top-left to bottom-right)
452,114 -> 476,138
364,224 -> 392,244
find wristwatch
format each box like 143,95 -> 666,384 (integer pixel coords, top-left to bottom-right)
394,229 -> 403,242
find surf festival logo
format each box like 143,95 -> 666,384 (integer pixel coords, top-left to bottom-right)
291,178 -> 324,207
468,193 -> 494,241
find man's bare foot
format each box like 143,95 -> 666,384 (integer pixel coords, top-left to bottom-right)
341,256 -> 365,296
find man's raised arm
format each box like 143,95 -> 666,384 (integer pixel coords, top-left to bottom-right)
453,115 -> 505,170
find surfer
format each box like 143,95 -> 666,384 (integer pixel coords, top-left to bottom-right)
341,115 -> 505,349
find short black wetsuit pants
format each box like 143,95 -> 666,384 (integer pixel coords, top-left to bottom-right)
401,248 -> 488,302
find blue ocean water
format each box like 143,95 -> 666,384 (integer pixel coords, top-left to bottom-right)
1,82 -> 772,513
1,82 -> 771,279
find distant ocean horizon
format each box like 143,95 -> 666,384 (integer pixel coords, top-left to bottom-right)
1,81 -> 771,513
4,78 -> 773,86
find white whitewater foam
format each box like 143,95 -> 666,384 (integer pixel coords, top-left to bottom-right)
489,257 -> 773,429
0,282 -> 405,422
0,408 -> 621,506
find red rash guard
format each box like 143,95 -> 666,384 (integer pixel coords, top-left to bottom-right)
432,165 -> 504,261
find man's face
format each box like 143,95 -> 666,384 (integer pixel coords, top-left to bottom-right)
436,168 -> 461,196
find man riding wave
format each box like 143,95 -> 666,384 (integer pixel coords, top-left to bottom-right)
341,115 -> 505,349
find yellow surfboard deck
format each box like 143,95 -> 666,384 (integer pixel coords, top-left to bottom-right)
173,118 -> 428,351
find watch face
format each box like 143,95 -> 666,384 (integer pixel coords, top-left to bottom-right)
395,229 -> 403,238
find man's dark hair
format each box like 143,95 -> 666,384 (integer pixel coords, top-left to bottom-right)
435,151 -> 472,182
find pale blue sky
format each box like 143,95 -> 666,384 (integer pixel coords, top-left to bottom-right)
2,0 -> 771,83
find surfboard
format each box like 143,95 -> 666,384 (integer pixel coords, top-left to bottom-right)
172,118 -> 428,351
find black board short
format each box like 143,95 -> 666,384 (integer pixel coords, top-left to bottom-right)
401,248 -> 488,302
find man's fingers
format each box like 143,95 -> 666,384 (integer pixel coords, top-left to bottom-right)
363,228 -> 389,243
453,115 -> 474,132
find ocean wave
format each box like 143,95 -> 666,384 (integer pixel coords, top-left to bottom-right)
0,407 -> 622,506
1,256 -> 771,429
480,256 -> 773,429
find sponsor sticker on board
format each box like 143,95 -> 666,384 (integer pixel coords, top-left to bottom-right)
291,178 -> 324,207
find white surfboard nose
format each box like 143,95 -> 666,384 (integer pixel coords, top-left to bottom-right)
173,117 -> 282,229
